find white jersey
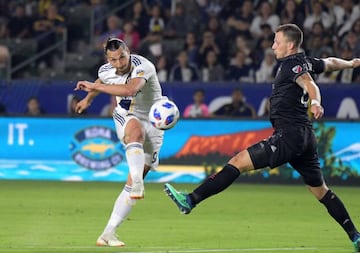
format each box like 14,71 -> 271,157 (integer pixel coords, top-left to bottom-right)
98,54 -> 163,120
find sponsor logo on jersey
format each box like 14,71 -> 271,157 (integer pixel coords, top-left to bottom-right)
69,126 -> 124,170
292,65 -> 303,74
136,69 -> 145,76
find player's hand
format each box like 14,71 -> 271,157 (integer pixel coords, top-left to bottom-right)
311,104 -> 324,119
74,81 -> 95,92
352,58 -> 360,68
75,99 -> 90,114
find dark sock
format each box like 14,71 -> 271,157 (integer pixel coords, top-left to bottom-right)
189,164 -> 240,205
319,189 -> 359,241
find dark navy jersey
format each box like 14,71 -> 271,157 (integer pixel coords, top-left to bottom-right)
270,52 -> 325,127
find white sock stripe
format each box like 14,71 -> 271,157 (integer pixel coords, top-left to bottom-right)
113,111 -> 125,125
124,185 -> 132,192
125,142 -> 143,150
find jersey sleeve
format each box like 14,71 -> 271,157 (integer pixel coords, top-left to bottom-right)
308,57 -> 325,74
131,60 -> 155,81
284,56 -> 324,82
98,63 -> 112,83
98,68 -> 104,83
281,58 -> 303,82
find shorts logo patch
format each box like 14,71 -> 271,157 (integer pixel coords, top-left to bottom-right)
292,65 -> 303,74
270,145 -> 277,152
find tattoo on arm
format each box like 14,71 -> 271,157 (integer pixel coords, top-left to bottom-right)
323,57 -> 353,72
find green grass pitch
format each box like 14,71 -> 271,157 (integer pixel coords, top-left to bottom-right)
0,180 -> 359,253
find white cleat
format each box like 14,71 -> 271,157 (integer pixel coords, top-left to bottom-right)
130,179 -> 145,199
96,234 -> 125,247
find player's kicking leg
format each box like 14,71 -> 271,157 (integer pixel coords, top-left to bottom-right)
164,164 -> 241,214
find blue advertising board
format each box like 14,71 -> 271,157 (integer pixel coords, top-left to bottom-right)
0,117 -> 360,184
1,81 -> 359,119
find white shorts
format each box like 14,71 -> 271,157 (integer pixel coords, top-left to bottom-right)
113,107 -> 164,170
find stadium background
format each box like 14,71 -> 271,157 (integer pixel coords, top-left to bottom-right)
1,2 -> 360,253
1,0 -> 360,184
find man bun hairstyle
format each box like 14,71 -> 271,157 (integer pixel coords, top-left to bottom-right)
104,38 -> 127,54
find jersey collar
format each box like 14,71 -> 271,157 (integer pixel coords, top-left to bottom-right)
279,52 -> 305,61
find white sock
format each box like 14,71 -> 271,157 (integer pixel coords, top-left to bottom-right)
125,142 -> 145,183
102,185 -> 136,235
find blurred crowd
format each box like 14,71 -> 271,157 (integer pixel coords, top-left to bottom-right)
112,0 -> 360,84
0,0 -> 360,118
0,0 -> 360,83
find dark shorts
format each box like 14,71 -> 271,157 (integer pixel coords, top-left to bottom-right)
247,125 -> 323,187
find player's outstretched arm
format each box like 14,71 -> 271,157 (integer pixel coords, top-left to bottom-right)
296,72 -> 324,119
75,77 -> 146,97
74,79 -> 101,114
322,57 -> 360,72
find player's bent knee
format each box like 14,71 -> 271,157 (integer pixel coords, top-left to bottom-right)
228,150 -> 255,172
124,120 -> 145,143
124,131 -> 145,144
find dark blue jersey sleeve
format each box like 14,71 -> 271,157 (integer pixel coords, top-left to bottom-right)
281,56 -> 307,83
307,57 -> 325,74
282,54 -> 325,82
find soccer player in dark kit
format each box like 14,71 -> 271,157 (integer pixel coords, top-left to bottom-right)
164,23 -> 360,252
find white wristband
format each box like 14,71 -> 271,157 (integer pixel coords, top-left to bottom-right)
311,99 -> 321,106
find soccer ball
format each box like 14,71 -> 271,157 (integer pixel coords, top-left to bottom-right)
149,99 -> 180,130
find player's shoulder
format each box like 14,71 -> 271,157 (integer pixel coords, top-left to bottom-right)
98,63 -> 114,74
287,52 -> 306,63
305,55 -> 324,66
291,52 -> 323,66
285,53 -> 324,75
131,54 -> 155,68
279,53 -> 306,72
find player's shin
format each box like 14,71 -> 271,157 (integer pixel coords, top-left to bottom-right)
103,185 -> 136,235
190,164 -> 240,205
125,142 -> 145,199
319,189 -> 359,241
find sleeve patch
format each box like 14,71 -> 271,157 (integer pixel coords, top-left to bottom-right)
292,65 -> 303,74
136,69 -> 145,76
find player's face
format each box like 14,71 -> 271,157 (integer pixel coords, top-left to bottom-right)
106,47 -> 131,74
272,31 -> 289,59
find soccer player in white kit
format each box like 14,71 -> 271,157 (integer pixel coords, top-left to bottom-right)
74,38 -> 164,247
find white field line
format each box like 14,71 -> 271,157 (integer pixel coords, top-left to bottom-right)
110,247 -> 320,253
0,246 -> 322,252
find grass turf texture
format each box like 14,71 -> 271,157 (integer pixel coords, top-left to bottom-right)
0,180 -> 359,253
